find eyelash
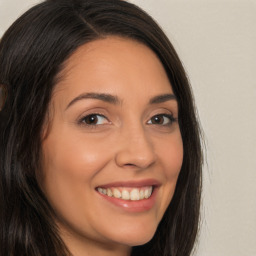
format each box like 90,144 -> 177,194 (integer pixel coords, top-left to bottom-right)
78,113 -> 177,128
78,113 -> 109,127
147,114 -> 177,126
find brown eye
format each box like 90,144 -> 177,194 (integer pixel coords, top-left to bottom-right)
151,115 -> 164,124
148,114 -> 175,125
81,114 -> 108,125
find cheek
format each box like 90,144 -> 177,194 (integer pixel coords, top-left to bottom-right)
158,133 -> 183,179
39,134 -> 113,219
40,134 -> 114,229
42,134 -> 112,181
155,133 -> 183,212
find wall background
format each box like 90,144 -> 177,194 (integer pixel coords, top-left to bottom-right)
0,0 -> 255,255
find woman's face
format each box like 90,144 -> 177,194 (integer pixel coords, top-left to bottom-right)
41,37 -> 183,255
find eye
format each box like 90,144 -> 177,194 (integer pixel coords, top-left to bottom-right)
147,114 -> 176,126
80,114 -> 109,125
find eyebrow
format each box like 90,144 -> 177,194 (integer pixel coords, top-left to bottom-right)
65,92 -> 122,110
149,93 -> 177,104
65,92 -> 176,110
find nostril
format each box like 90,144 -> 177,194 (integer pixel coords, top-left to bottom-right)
115,134 -> 156,169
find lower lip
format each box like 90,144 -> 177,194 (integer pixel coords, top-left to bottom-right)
96,187 -> 158,213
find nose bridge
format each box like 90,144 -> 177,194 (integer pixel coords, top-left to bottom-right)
115,121 -> 156,169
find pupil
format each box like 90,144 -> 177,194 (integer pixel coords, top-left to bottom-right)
153,116 -> 163,124
86,115 -> 98,124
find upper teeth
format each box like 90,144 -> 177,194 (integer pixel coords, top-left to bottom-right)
97,186 -> 153,201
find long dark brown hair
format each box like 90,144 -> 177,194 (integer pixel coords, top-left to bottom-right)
0,0 -> 202,255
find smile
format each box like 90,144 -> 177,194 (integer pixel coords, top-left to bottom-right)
97,186 -> 153,201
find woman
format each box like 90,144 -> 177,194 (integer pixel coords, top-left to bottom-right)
0,0 -> 202,255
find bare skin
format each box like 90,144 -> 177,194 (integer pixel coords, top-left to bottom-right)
40,37 -> 183,256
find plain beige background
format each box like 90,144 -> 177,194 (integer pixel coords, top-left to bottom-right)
0,0 -> 255,255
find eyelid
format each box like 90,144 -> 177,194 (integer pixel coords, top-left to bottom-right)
78,113 -> 110,126
147,113 -> 177,125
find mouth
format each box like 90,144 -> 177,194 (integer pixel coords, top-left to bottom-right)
96,186 -> 153,201
95,180 -> 160,212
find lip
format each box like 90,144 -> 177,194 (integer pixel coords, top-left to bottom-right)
96,179 -> 161,188
95,179 -> 160,213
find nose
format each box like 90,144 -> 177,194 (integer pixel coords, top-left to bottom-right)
115,124 -> 157,169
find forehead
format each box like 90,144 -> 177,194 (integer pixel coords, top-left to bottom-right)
53,36 -> 174,104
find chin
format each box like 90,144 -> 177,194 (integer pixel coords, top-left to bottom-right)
107,224 -> 157,247
128,233 -> 155,247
